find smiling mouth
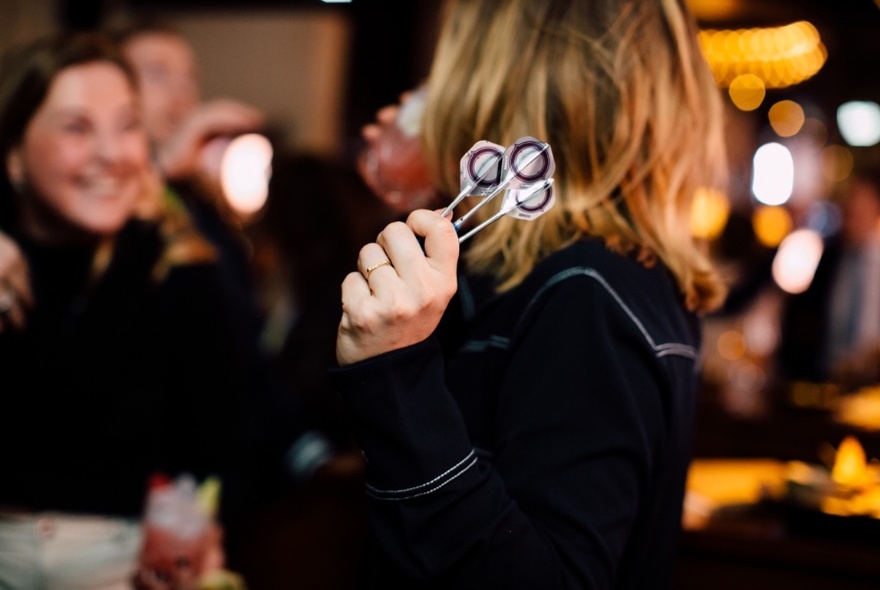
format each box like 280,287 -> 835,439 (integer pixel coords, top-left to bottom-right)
80,177 -> 124,198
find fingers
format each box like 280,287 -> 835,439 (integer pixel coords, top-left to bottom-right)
363,258 -> 393,280
405,209 -> 459,271
375,104 -> 400,126
360,122 -> 382,142
336,211 -> 458,366
355,241 -> 397,284
161,98 -> 266,180
360,104 -> 400,141
361,211 -> 457,287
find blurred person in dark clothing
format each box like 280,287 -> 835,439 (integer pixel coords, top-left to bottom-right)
778,170 -> 880,388
105,14 -> 267,335
0,31 -> 249,588
104,19 -> 349,576
0,30 -> 333,589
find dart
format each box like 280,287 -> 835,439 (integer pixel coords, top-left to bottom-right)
457,178 -> 555,243
451,136 -> 554,233
440,140 -> 505,217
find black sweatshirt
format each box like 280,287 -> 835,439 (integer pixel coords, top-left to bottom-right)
330,238 -> 703,589
0,218 -> 312,523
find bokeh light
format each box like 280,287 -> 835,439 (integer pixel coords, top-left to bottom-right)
752,142 -> 794,205
772,228 -> 824,294
821,144 -> 855,183
804,199 -> 842,238
690,187 -> 730,240
729,74 -> 766,111
698,21 -> 826,89
220,133 -> 274,216
837,101 -> 880,147
752,205 -> 793,247
768,100 -> 806,137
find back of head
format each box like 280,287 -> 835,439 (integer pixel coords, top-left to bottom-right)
422,0 -> 727,312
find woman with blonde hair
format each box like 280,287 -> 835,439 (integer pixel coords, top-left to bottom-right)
333,0 -> 727,587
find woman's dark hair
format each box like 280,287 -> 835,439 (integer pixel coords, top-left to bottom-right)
102,13 -> 184,47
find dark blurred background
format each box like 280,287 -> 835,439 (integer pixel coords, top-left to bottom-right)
3,0 -> 877,161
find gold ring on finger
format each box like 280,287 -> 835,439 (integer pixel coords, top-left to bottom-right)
365,259 -> 392,279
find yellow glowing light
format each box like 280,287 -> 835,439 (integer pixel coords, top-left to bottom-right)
836,385 -> 880,431
768,100 -> 805,137
685,0 -> 740,21
698,21 -> 826,89
690,187 -> 730,239
831,436 -> 871,489
717,330 -> 747,361
821,144 -> 855,183
752,205 -> 792,247
820,435 -> 880,517
728,74 -> 766,111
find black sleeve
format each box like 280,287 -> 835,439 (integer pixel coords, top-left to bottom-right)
329,276 -> 668,588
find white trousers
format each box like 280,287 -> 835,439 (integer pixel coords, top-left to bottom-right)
0,512 -> 142,590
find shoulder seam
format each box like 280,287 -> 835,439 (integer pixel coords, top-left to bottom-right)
521,267 -> 699,361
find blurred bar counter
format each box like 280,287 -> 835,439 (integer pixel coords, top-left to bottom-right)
675,382 -> 880,589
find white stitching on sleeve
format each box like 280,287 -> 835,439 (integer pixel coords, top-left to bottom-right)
366,450 -> 478,501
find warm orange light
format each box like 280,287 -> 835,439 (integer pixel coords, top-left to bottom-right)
728,74 -> 765,111
752,205 -> 792,247
819,436 -> 880,517
698,21 -> 826,89
685,0 -> 740,21
831,436 -> 870,489
690,187 -> 729,239
768,100 -> 805,137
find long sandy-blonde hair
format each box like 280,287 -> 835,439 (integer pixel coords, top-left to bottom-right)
421,0 -> 727,312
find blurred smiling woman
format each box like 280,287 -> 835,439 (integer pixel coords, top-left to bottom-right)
3,40 -> 149,243
0,33 -> 252,589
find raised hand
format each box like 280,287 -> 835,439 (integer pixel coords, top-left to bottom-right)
337,209 -> 458,365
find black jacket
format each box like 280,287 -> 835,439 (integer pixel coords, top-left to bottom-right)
0,219 -> 254,517
330,238 -> 702,589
